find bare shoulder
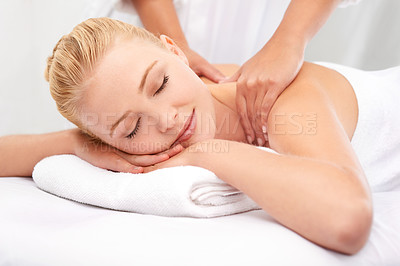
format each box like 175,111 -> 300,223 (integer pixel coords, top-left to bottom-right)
271,62 -> 358,140
266,62 -> 360,171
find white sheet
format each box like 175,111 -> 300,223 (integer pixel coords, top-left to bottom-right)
1,177 -> 399,265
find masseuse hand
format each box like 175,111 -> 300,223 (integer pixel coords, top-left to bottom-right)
223,37 -> 304,146
71,129 -> 183,174
181,45 -> 226,83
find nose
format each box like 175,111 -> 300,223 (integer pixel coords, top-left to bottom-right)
158,108 -> 178,133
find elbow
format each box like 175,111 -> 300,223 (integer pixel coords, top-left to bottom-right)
333,198 -> 373,255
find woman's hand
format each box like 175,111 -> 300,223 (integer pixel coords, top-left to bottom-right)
142,139 -> 221,173
142,144 -> 196,173
71,129 -> 184,174
223,37 -> 305,146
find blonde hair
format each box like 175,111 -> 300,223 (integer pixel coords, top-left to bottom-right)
45,17 -> 165,138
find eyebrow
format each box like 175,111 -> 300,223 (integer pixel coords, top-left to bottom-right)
109,60 -> 158,137
139,60 -> 158,93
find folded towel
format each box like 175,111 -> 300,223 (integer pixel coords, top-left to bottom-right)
32,148 -> 276,217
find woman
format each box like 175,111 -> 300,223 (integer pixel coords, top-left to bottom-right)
2,17 -> 400,254
122,0 -> 361,146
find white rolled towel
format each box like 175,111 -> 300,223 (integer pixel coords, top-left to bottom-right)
32,152 -> 266,218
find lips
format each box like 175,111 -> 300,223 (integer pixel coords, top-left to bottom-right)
171,109 -> 196,147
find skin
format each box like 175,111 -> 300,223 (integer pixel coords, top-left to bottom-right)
0,34 -> 372,255
131,0 -> 341,147
81,36 -> 246,156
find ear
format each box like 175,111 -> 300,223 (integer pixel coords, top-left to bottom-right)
159,35 -> 189,65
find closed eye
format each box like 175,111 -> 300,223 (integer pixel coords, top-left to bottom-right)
126,117 -> 141,139
126,75 -> 169,140
153,75 -> 169,96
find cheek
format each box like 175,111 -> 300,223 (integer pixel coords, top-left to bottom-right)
114,128 -> 172,155
172,67 -> 205,98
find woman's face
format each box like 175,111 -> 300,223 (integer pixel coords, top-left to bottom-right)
80,37 -> 216,154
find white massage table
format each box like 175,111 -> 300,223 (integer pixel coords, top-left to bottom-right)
1,177 -> 399,265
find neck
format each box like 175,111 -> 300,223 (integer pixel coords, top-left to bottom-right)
209,84 -> 247,143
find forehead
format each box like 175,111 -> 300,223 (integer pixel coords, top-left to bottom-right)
93,39 -> 164,80
81,40 -> 165,108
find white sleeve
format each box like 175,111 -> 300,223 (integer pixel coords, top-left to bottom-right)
338,0 -> 362,8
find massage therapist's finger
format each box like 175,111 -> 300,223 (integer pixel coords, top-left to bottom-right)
259,89 -> 279,141
236,93 -> 255,144
197,62 -> 226,83
219,69 -> 240,83
246,93 -> 257,143
186,48 -> 225,83
253,91 -> 266,146
240,79 -> 259,144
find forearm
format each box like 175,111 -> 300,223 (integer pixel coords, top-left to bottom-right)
269,0 -> 340,49
193,140 -> 371,254
0,130 -> 75,177
131,0 -> 189,49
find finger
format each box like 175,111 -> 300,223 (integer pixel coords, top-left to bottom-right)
164,144 -> 184,157
260,90 -> 280,143
113,147 -> 165,166
141,158 -> 170,173
156,143 -> 184,158
219,69 -> 240,84
131,153 -> 170,166
236,93 -> 255,144
261,89 -> 280,127
240,80 -> 258,144
95,152 -> 143,174
200,64 -> 226,83
117,144 -> 184,167
253,92 -> 266,146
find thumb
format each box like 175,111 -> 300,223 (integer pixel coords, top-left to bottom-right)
200,64 -> 226,83
219,69 -> 240,84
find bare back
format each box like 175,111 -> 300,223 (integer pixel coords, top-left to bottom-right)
207,62 -> 359,142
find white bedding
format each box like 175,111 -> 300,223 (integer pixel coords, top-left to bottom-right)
1,177 -> 399,265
